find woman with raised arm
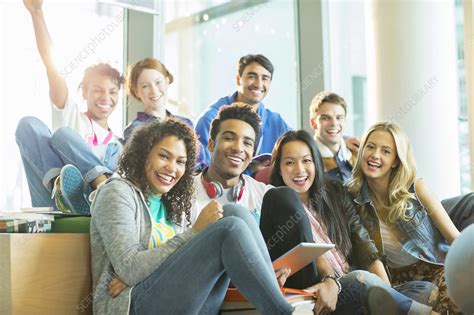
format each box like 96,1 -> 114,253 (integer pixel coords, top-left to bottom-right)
347,122 -> 461,314
17,0 -> 124,213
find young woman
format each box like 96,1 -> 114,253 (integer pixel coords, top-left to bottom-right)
123,57 -> 204,169
18,0 -> 124,214
123,58 -> 193,141
90,119 -> 295,315
261,130 -> 438,314
347,122 -> 461,313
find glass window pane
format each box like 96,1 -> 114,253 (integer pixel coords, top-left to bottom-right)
164,0 -> 299,128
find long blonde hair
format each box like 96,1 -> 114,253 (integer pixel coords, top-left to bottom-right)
347,122 -> 417,222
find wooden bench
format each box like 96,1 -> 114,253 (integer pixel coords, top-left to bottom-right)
0,233 -> 92,315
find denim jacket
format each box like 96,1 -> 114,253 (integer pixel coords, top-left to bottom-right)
103,142 -> 121,171
353,181 -> 449,267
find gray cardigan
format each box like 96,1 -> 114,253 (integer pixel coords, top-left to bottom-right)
90,178 -> 196,315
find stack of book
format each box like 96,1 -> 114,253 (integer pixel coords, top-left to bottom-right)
221,287 -> 316,314
0,207 -> 56,233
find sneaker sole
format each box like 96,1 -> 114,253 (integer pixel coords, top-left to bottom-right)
60,165 -> 90,214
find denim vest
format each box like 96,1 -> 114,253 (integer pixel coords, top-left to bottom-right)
353,181 -> 449,266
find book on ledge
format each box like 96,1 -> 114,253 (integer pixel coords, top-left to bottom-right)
20,207 -> 90,217
221,287 -> 317,314
0,210 -> 54,233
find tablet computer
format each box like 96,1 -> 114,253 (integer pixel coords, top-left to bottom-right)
272,242 -> 335,276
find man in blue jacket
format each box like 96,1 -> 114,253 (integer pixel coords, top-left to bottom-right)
195,54 -> 291,173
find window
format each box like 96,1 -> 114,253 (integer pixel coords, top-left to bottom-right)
455,0 -> 471,193
163,0 -> 299,128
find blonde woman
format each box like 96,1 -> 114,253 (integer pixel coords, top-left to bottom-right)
348,122 -> 460,313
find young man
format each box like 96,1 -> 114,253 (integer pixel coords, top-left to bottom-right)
16,0 -> 124,213
192,103 -> 271,222
194,54 -> 291,173
191,103 -> 427,314
309,91 -> 357,183
310,92 -> 474,231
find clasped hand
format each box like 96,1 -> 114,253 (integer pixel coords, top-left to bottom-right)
304,279 -> 339,315
193,200 -> 224,233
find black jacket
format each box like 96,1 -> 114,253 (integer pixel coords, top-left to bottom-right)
322,179 -> 380,269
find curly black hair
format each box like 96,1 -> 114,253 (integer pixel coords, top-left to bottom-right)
209,102 -> 261,152
117,119 -> 197,227
80,63 -> 124,90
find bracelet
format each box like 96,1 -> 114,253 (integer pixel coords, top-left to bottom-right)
321,275 -> 342,294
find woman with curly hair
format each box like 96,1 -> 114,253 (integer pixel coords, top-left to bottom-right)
347,122 -> 460,313
90,119 -> 296,315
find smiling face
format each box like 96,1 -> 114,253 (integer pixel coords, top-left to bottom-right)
145,135 -> 187,197
236,62 -> 271,107
208,119 -> 255,186
83,75 -> 119,122
279,140 -> 316,203
361,130 -> 399,183
134,68 -> 169,114
310,102 -> 346,152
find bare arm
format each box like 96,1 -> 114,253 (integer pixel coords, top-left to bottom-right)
24,0 -> 67,108
367,259 -> 391,285
415,179 -> 460,244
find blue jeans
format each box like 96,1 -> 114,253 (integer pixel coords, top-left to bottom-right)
129,204 -> 294,315
337,270 -> 436,314
260,187 -> 436,314
442,193 -> 474,231
445,224 -> 474,313
15,116 -> 117,208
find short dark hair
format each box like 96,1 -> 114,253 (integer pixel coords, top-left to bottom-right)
117,119 -> 197,227
209,102 -> 261,151
80,63 -> 124,90
237,54 -> 274,78
270,130 -> 352,257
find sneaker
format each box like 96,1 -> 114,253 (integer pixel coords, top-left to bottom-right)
52,164 -> 90,214
52,176 -> 71,213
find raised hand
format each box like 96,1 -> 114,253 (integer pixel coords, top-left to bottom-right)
24,0 -> 68,108
344,136 -> 360,153
23,0 -> 43,13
